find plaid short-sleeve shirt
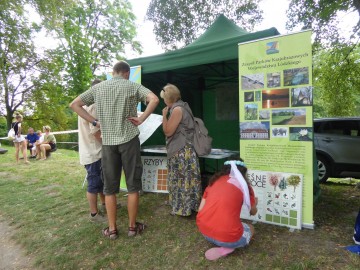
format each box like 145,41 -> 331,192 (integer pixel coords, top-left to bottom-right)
79,77 -> 151,145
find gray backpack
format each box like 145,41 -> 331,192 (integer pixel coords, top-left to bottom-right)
182,106 -> 212,156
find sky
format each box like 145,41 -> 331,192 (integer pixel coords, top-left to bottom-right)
31,0 -> 358,60
127,0 -> 358,59
127,0 -> 291,58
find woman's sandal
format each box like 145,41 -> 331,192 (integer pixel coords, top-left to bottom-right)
102,227 -> 118,240
128,222 -> 147,237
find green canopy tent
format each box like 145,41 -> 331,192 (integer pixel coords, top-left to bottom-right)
128,14 -> 280,158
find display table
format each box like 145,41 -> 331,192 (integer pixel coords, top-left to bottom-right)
141,145 -> 239,159
139,145 -> 239,193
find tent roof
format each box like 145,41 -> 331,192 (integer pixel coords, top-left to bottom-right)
128,15 -> 280,74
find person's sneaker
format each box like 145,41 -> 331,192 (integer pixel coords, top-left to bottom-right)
100,203 -> 121,214
89,212 -> 107,223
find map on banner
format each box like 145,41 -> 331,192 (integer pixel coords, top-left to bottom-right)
241,170 -> 303,229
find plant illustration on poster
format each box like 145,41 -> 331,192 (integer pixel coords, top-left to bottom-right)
241,170 -> 303,229
238,30 -> 313,229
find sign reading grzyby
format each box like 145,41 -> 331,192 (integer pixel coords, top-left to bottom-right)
238,30 -> 313,229
141,156 -> 168,193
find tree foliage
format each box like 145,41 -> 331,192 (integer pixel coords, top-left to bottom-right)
0,5 -> 41,129
286,0 -> 360,48
313,44 -> 360,117
146,0 -> 263,50
286,0 -> 360,117
1,0 -> 142,132
55,0 -> 141,96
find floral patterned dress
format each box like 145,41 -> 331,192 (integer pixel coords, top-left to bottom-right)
167,144 -> 202,216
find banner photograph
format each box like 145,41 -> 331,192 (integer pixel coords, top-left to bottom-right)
238,30 -> 313,229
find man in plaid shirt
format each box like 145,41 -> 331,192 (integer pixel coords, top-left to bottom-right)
70,61 -> 159,239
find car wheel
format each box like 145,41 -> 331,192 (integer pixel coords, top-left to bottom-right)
317,156 -> 330,183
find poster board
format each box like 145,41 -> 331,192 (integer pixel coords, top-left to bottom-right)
141,156 -> 168,193
241,170 -> 303,229
238,30 -> 313,229
120,156 -> 168,193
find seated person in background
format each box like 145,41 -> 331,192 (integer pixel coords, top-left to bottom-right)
36,125 -> 56,160
196,158 -> 258,261
33,130 -> 44,155
26,127 -> 39,158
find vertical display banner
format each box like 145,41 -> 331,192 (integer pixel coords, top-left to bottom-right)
238,30 -> 313,229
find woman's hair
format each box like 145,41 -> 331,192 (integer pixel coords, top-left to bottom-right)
43,125 -> 51,131
208,157 -> 251,189
160,84 -> 181,103
15,112 -> 23,120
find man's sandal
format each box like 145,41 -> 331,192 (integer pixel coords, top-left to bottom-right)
128,222 -> 147,237
102,227 -> 118,240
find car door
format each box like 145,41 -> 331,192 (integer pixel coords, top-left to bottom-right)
316,120 -> 360,165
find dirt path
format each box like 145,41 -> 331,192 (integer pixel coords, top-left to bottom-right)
0,218 -> 35,270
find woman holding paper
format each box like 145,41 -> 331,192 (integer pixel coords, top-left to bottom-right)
196,159 -> 258,261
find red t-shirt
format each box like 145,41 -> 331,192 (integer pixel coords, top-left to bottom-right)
196,175 -> 255,242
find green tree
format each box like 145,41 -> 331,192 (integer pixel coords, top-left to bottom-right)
146,0 -> 263,50
0,0 -> 76,130
55,0 -> 142,96
286,0 -> 360,117
313,44 -> 360,116
0,5 -> 41,129
286,0 -> 360,48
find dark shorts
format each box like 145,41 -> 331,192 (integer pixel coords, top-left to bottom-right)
50,143 -> 56,150
85,159 -> 103,194
102,136 -> 143,195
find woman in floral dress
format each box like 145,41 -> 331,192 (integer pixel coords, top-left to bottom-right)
161,84 -> 201,216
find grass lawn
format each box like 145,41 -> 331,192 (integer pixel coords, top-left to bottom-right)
0,145 -> 359,269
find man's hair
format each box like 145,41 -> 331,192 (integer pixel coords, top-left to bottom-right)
91,79 -> 102,86
113,60 -> 130,74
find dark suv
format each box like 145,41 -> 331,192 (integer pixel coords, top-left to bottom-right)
314,117 -> 360,183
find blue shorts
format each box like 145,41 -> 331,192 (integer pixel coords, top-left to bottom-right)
203,223 -> 252,249
85,159 -> 103,194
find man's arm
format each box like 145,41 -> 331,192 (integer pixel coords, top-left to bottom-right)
128,92 -> 159,126
69,96 -> 99,127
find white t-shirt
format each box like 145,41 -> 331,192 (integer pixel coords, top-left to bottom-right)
78,104 -> 102,165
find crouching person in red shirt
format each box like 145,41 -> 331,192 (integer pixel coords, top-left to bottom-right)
196,159 -> 258,261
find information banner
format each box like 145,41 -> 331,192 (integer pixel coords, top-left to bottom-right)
141,156 -> 168,193
238,30 -> 313,228
242,170 -> 303,229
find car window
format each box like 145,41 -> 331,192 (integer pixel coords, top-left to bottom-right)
320,120 -> 360,136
